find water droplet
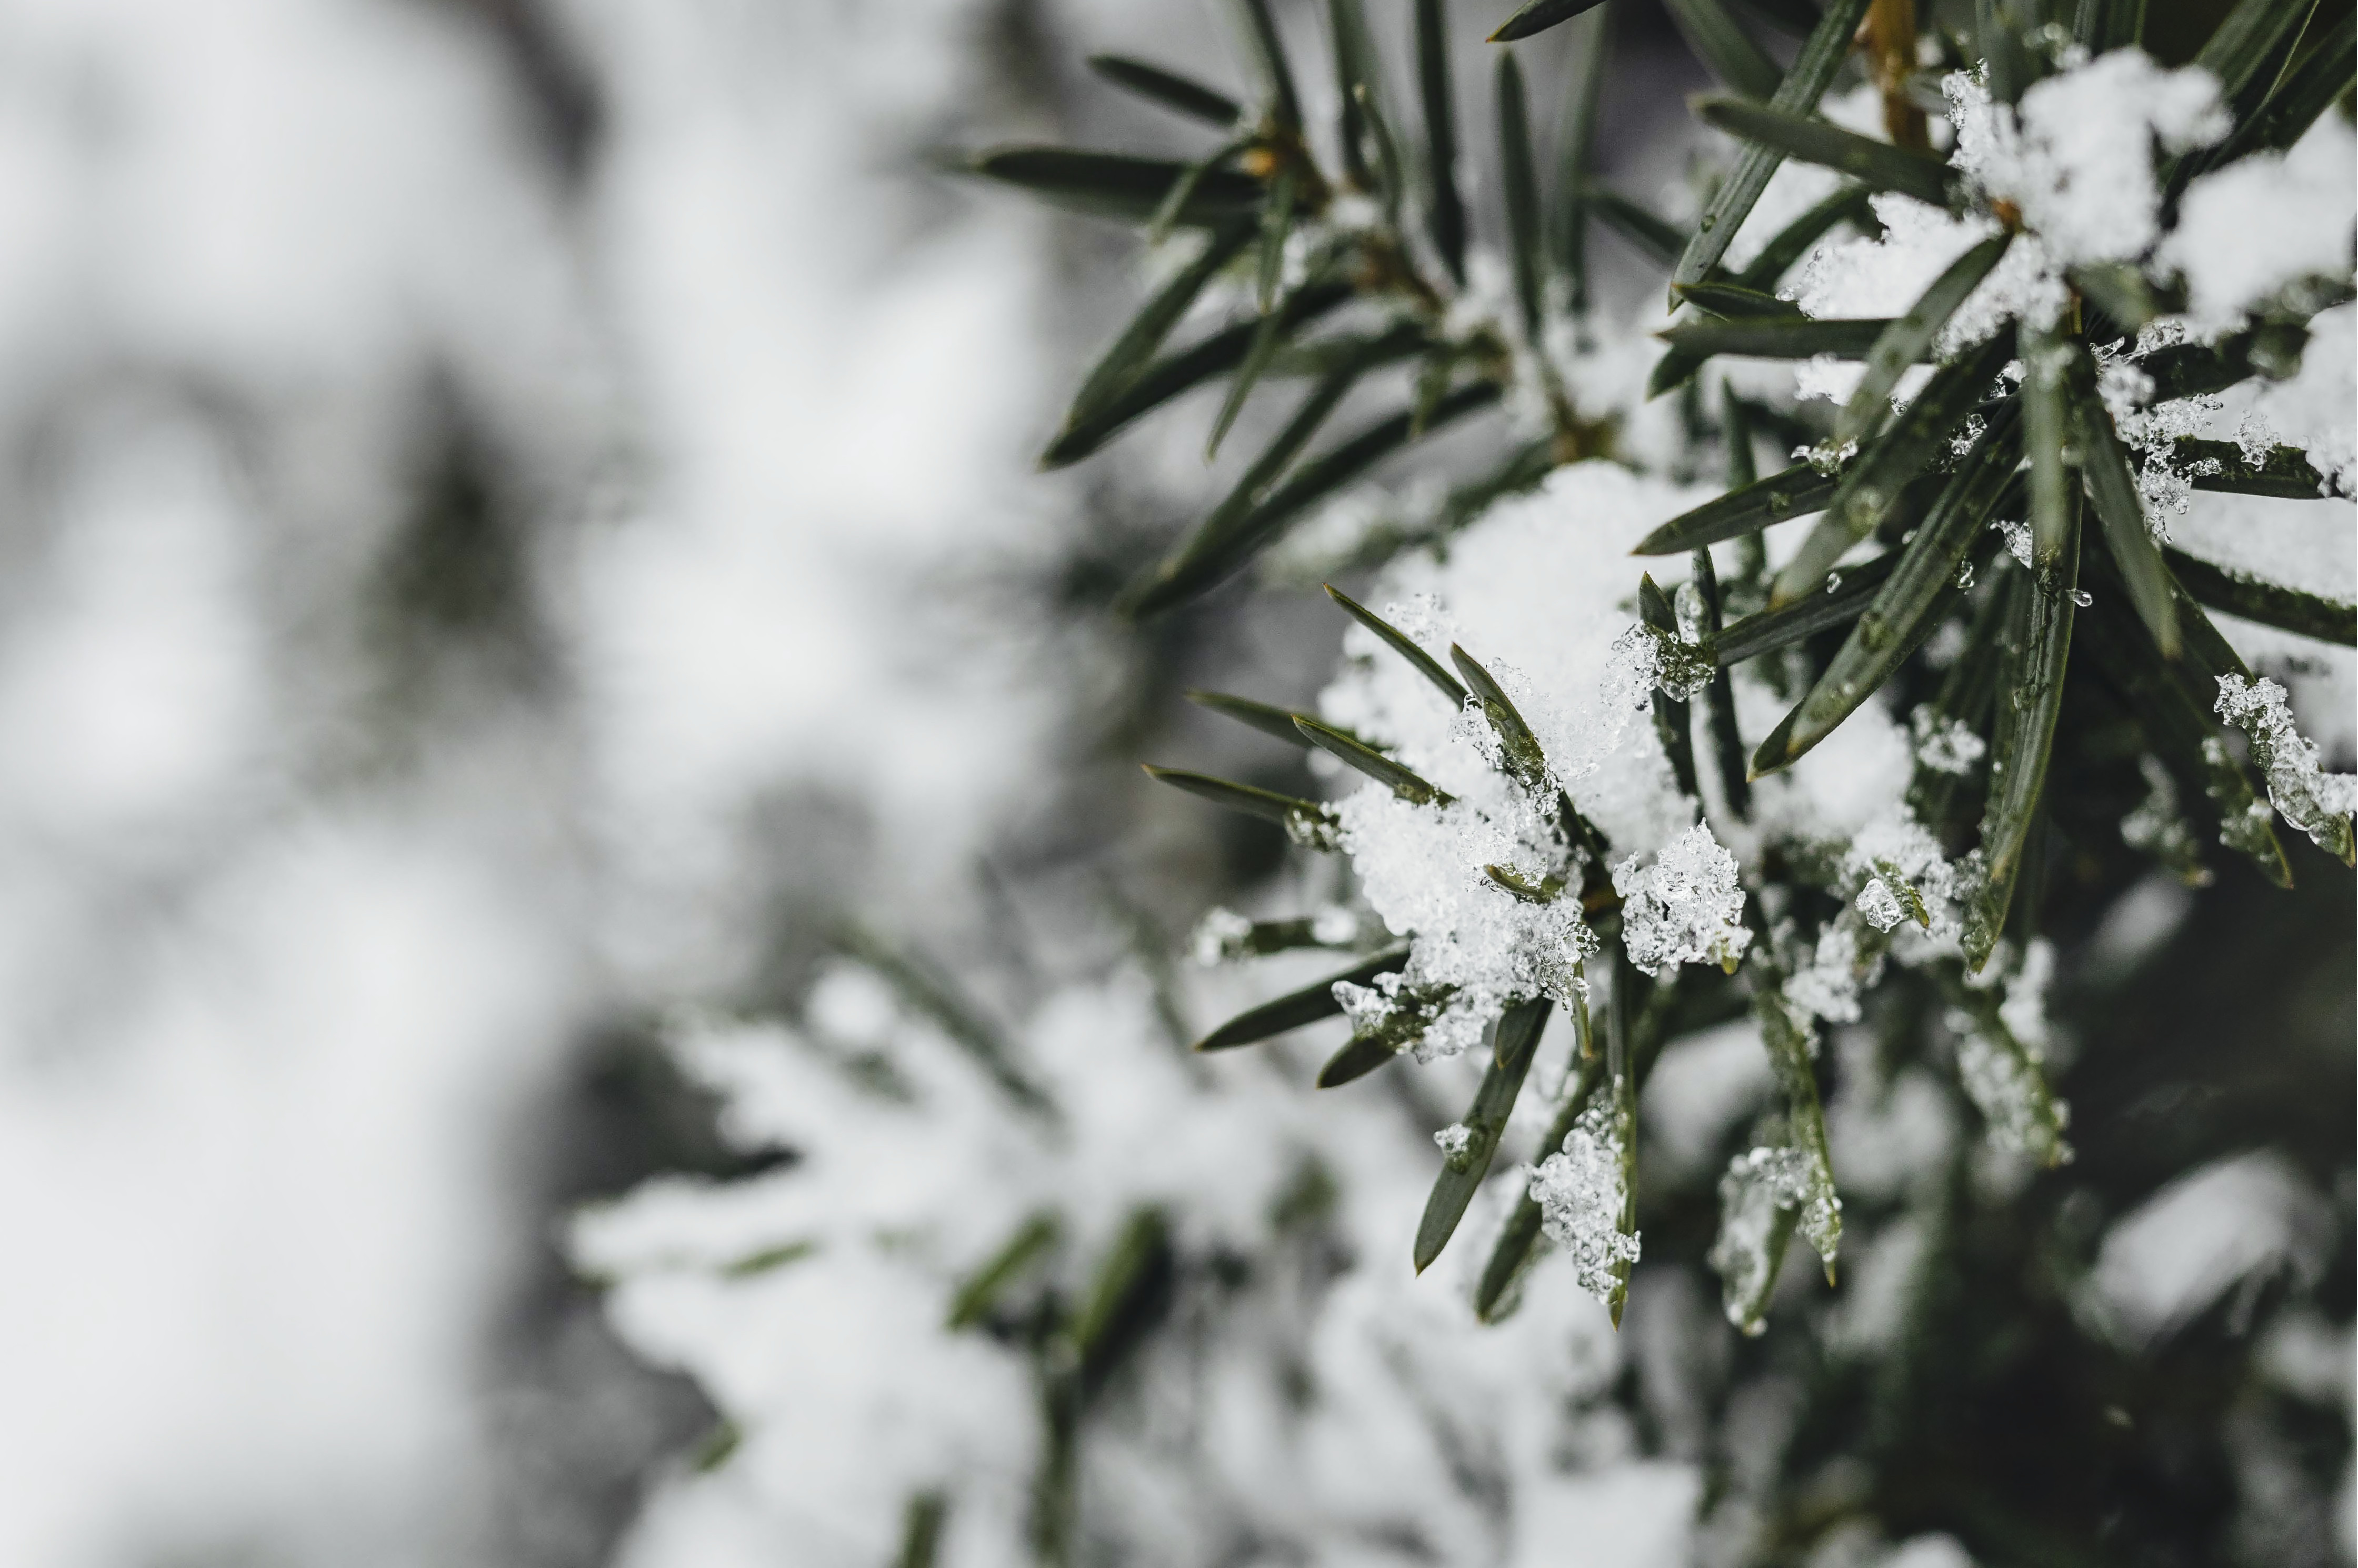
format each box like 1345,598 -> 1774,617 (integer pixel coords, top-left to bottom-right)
2071,588 -> 2093,607
1825,572 -> 1843,592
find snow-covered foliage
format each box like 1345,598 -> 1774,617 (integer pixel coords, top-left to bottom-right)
1100,7 -> 2353,1477
576,963 -> 1704,1567
587,7 -> 2358,1566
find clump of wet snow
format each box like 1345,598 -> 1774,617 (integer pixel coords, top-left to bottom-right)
2215,673 -> 2358,856
1949,52 -> 2226,268
2162,115 -> 2357,334
1614,823 -> 1752,977
1530,1098 -> 1641,1307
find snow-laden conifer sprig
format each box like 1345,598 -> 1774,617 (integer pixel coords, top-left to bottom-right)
978,0 -> 2354,1340
2215,672 -> 2358,863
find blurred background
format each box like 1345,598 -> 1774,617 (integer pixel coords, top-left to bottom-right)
0,3 -> 2345,1567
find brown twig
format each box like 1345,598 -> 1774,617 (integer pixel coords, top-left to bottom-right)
1860,0 -> 1932,154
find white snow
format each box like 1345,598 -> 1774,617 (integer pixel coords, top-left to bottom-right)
1615,823 -> 1753,976
2087,1153 -> 2329,1349
1949,52 -> 2227,268
2163,115 -> 2358,333
1530,1097 -> 1642,1307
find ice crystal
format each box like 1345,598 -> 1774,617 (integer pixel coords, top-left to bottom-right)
1910,709 -> 1987,775
2215,674 -> 2358,859
1614,824 -> 1752,976
1530,1098 -> 1640,1306
1708,1146 -> 1818,1334
2092,353 -> 2153,423
1994,516 -> 2034,568
2101,341 -> 2225,529
1673,581 -> 1707,646
1844,809 -> 1966,933
1433,1122 -> 1475,1166
1856,878 -> 1906,933
1621,619 -> 1715,706
1793,436 -> 1859,474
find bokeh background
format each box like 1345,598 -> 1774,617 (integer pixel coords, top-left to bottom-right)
0,3 -> 2345,1566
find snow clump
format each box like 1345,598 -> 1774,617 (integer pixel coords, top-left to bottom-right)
2214,673 -> 2358,857
1947,51 -> 2227,268
2162,114 -> 2357,334
1614,823 -> 1752,976
1528,1098 -> 1640,1306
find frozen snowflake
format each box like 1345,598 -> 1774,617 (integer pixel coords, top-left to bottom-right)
1529,1098 -> 1641,1307
1994,516 -> 2034,567
1614,824 -> 1752,976
1793,435 -> 1860,474
1433,1122 -> 1475,1165
1673,580 -> 1708,646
